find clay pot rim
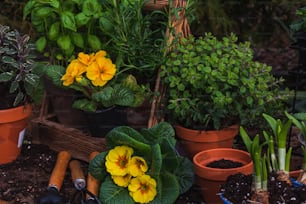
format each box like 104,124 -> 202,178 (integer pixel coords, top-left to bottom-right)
175,124 -> 239,142
0,104 -> 32,123
193,148 -> 253,179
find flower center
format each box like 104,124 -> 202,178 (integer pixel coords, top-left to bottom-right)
118,156 -> 128,168
140,183 -> 149,194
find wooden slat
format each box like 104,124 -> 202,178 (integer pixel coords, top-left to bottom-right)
31,118 -> 107,163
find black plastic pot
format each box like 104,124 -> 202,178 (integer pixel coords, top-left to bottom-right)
85,106 -> 128,137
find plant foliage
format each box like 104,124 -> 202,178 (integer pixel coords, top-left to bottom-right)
89,122 -> 194,204
0,24 -> 42,109
160,32 -> 290,130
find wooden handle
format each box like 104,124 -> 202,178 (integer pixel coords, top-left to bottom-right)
48,151 -> 71,191
69,160 -> 86,190
87,151 -> 101,200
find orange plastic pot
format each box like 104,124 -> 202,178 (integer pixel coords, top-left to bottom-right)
0,105 -> 32,164
193,148 -> 253,204
175,124 -> 239,159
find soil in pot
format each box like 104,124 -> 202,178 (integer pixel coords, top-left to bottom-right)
207,159 -> 243,169
220,172 -> 306,204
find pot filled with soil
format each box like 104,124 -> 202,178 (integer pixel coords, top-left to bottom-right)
193,148 -> 253,204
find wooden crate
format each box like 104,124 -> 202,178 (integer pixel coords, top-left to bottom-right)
31,114 -> 107,163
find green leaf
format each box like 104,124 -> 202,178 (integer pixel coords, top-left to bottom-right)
87,34 -> 102,51
72,98 -> 97,112
149,144 -> 162,176
88,151 -> 108,180
75,12 -> 90,26
174,157 -> 194,194
45,65 -> 66,87
9,80 -> 19,93
61,11 -> 77,32
0,72 -> 14,82
239,126 -> 252,154
13,92 -> 24,107
263,113 -> 278,137
100,176 -> 134,204
105,127 -> 151,156
35,7 -> 54,18
48,22 -> 60,41
82,0 -> 101,16
140,122 -> 176,145
70,32 -> 84,48
57,35 -> 71,51
35,36 -> 47,52
152,172 -> 180,204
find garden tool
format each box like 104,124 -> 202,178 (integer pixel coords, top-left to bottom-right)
85,151 -> 101,204
38,150 -> 71,204
69,153 -> 101,204
69,159 -> 86,203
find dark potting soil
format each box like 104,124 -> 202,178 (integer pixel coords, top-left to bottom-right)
220,172 -> 306,204
0,136 -> 205,204
206,159 -> 243,169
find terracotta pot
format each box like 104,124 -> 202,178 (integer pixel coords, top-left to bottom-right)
175,124 -> 239,159
0,105 -> 32,164
193,148 -> 253,204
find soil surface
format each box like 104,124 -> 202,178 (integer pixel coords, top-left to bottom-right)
0,134 -> 205,204
206,159 -> 243,169
220,172 -> 306,204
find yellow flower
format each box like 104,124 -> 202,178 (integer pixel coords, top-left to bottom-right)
77,52 -> 95,66
105,146 -> 133,176
128,174 -> 157,203
95,50 -> 107,58
86,56 -> 116,86
129,156 -> 148,177
112,174 -> 132,187
61,59 -> 87,86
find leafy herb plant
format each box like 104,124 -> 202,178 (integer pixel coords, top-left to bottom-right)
0,24 -> 42,109
160,32 -> 290,130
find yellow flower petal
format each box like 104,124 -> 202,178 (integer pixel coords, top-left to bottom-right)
61,59 -> 86,86
105,146 -> 133,176
95,50 -> 107,58
86,56 -> 116,87
129,156 -> 148,177
78,52 -> 95,65
112,174 -> 132,187
128,175 -> 157,203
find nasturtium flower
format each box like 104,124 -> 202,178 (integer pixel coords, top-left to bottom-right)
77,52 -> 95,66
129,156 -> 148,177
86,56 -> 116,86
61,59 -> 87,86
105,145 -> 133,176
128,174 -> 157,203
112,174 -> 132,187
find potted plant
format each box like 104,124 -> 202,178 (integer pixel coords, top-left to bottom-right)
88,122 -> 194,203
160,32 -> 290,158
0,24 -> 42,164
220,113 -> 306,204
46,50 -> 149,137
193,148 -> 253,203
23,0 -> 168,129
